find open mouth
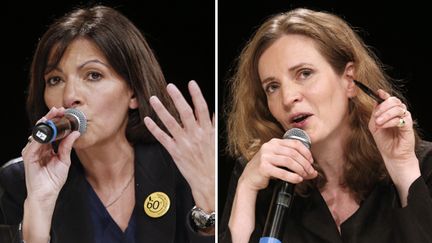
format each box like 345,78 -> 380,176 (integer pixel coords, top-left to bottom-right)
291,114 -> 311,123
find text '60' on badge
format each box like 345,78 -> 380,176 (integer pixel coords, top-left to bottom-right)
144,192 -> 170,218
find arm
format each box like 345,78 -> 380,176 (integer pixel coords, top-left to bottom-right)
143,80 -> 215,235
224,139 -> 317,243
21,107 -> 80,243
392,150 -> 432,242
369,90 -> 432,241
368,90 -> 420,206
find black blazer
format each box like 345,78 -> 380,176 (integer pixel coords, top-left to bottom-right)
219,141 -> 432,243
0,143 -> 214,243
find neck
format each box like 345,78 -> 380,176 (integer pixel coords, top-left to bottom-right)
311,121 -> 352,186
75,138 -> 135,190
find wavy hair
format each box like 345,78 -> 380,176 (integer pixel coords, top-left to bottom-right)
226,8 -> 419,201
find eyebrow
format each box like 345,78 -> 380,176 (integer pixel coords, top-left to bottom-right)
260,62 -> 313,84
44,59 -> 110,75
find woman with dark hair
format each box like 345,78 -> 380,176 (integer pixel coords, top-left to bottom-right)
219,8 -> 432,242
0,5 -> 214,243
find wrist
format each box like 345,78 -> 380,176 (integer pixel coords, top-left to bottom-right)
386,158 -> 420,187
190,179 -> 215,213
190,205 -> 215,234
385,158 -> 421,207
23,197 -> 56,242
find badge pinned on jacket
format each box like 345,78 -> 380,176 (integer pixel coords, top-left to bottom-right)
144,192 -> 170,218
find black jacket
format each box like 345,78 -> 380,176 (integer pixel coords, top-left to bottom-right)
219,141 -> 432,243
0,143 -> 214,243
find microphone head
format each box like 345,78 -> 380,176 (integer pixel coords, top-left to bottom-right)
65,108 -> 87,135
283,128 -> 311,149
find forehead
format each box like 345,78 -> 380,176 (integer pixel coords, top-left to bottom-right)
47,38 -> 108,67
259,34 -> 323,65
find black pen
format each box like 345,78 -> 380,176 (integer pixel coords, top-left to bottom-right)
353,80 -> 385,104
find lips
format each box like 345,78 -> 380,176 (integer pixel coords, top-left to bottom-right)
289,113 -> 312,127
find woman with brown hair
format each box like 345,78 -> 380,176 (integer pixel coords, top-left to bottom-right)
0,5 -> 214,243
220,8 -> 432,242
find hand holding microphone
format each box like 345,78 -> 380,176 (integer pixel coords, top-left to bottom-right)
230,128 -> 316,242
22,108 -> 86,201
32,108 -> 87,144
260,128 -> 312,243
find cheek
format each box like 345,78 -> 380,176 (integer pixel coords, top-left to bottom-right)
44,89 -> 61,109
267,99 -> 285,125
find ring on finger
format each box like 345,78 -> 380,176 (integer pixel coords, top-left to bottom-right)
397,117 -> 406,128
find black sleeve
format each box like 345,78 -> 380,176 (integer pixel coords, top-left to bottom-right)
218,159 -> 245,243
171,154 -> 215,243
0,159 -> 27,243
393,146 -> 432,242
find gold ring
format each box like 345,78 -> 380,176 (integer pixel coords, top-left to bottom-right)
397,118 -> 406,128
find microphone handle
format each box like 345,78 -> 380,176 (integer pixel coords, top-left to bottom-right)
32,117 -> 74,143
259,180 -> 295,243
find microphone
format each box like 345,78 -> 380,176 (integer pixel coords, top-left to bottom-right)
32,108 -> 87,144
260,128 -> 311,243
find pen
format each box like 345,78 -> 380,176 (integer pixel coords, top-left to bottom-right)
353,80 -> 385,104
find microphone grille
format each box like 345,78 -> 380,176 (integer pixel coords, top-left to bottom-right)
283,128 -> 311,149
65,108 -> 87,134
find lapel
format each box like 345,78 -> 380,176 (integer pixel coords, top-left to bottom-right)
134,143 -> 177,242
51,160 -> 94,243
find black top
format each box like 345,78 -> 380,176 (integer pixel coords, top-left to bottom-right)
85,179 -> 137,243
0,143 -> 214,243
219,141 -> 432,243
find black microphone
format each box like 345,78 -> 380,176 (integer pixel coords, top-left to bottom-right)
260,128 -> 311,243
32,108 -> 87,144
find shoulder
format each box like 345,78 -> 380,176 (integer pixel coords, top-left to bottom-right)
0,157 -> 26,221
134,142 -> 173,166
134,142 -> 178,180
0,157 -> 25,187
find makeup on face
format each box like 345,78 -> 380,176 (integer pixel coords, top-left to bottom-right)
353,80 -> 384,104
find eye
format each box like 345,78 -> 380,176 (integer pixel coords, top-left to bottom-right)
298,68 -> 313,80
45,76 -> 62,86
264,82 -> 280,94
87,71 -> 103,81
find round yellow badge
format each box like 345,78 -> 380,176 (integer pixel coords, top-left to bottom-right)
144,192 -> 170,218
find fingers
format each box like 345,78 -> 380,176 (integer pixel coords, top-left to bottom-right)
143,116 -> 175,151
57,131 -> 80,164
372,89 -> 411,129
188,80 -> 212,128
166,83 -> 196,130
149,95 -> 183,137
148,81 -> 212,138
256,139 -> 317,184
23,107 -> 76,163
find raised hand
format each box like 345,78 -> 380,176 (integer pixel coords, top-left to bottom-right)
368,89 -> 420,206
144,80 -> 215,212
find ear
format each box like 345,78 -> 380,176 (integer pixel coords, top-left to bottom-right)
343,62 -> 356,98
129,94 -> 138,109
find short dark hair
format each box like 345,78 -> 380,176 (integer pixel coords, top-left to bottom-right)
27,5 -> 178,144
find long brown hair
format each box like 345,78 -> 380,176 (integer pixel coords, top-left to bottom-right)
27,5 -> 178,144
226,8 -> 419,201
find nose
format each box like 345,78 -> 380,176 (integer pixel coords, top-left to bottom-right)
63,79 -> 83,108
281,82 -> 302,108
